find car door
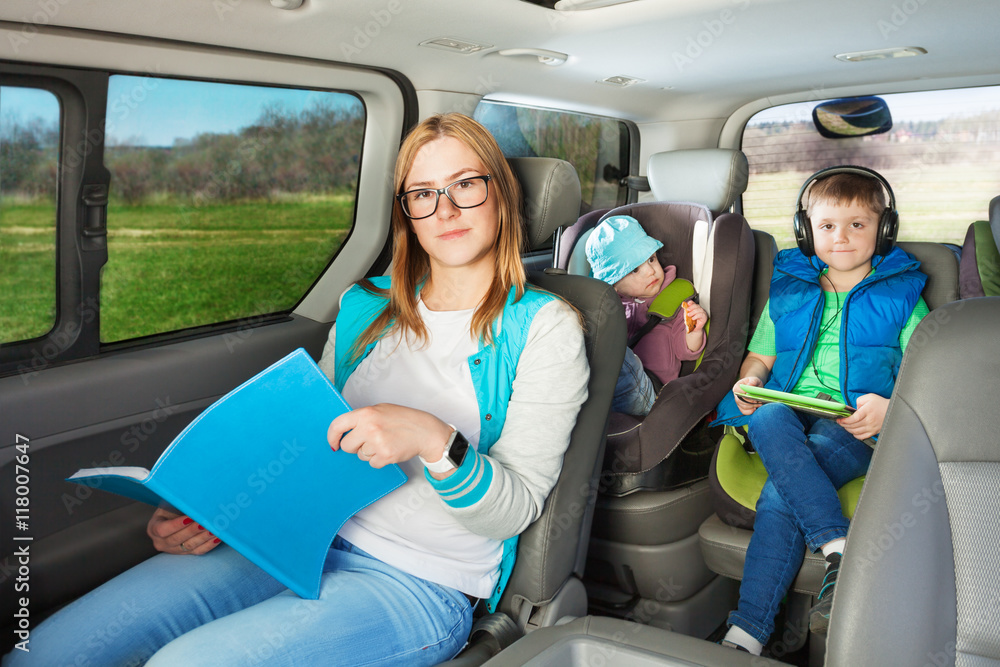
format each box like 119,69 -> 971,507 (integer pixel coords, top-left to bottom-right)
0,27 -> 413,652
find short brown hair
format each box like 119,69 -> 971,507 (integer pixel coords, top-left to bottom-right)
805,172 -> 887,221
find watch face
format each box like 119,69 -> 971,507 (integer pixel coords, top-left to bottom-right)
447,431 -> 470,468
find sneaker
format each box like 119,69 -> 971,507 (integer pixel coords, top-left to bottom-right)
809,551 -> 842,634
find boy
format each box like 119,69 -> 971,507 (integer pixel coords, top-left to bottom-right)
711,167 -> 929,655
586,215 -> 707,416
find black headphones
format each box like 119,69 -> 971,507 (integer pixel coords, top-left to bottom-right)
792,165 -> 898,257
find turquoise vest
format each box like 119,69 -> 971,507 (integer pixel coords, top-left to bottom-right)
713,246 -> 925,427
333,275 -> 557,612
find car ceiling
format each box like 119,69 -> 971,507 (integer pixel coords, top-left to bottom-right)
1,0 -> 997,124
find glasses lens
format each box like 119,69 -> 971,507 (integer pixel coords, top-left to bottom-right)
446,177 -> 489,209
401,176 -> 489,219
402,190 -> 436,218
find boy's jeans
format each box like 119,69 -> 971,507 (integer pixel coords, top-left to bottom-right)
612,347 -> 657,415
728,402 -> 873,644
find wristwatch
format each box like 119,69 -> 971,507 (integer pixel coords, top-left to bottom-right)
419,425 -> 470,473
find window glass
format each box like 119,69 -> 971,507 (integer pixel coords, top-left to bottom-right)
475,101 -> 628,215
0,86 -> 59,343
741,87 -> 1000,249
102,75 -> 364,342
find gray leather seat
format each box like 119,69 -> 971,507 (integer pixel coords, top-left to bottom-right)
443,157 -> 626,664
827,296 -> 1000,666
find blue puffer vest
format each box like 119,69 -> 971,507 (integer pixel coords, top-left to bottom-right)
332,275 -> 558,612
712,246 -> 926,427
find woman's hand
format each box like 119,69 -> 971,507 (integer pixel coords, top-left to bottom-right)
146,507 -> 220,555
838,393 -> 889,441
328,403 -> 454,470
733,376 -> 764,416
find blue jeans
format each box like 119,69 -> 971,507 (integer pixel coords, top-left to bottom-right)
4,537 -> 472,666
728,403 -> 873,644
612,347 -> 657,416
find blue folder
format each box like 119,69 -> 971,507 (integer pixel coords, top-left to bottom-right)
67,348 -> 407,599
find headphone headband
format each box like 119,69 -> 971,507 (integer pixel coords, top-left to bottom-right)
794,165 -> 896,215
792,165 -> 898,257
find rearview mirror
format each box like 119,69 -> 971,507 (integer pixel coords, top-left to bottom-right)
812,96 -> 892,138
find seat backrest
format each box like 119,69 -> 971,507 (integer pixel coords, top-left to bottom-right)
646,148 -> 749,215
827,296 -> 1000,666
897,241 -> 961,310
499,157 -> 625,627
959,195 -> 1000,298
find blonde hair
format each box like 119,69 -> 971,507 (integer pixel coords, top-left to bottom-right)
350,113 -> 527,360
805,172 -> 887,221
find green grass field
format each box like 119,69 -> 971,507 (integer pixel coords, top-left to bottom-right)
1,197 -> 353,343
3,163 -> 995,346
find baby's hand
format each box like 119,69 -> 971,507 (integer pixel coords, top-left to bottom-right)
683,301 -> 707,333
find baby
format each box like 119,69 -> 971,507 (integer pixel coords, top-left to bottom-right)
586,215 -> 707,415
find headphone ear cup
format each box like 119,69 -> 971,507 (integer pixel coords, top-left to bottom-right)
877,208 -> 898,255
793,209 -> 814,256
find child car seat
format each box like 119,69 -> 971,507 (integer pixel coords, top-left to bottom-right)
561,149 -> 755,495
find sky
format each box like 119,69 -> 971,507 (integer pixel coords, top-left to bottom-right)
1,76 -> 363,147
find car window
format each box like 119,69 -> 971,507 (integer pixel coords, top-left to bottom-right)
101,75 -> 364,342
475,101 -> 631,215
741,86 -> 1000,249
0,85 -> 59,344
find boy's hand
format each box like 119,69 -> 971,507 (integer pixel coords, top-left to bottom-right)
733,376 -> 764,416
838,393 -> 889,441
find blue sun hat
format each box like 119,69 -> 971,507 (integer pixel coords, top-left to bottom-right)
585,215 -> 664,285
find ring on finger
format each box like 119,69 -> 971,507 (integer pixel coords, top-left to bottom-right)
180,541 -> 190,552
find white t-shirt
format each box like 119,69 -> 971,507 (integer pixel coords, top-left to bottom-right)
337,299 -> 502,597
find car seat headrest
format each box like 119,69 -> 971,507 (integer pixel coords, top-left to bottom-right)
509,157 -> 582,251
646,149 -> 749,214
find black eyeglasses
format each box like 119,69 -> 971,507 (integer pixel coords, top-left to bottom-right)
397,175 -> 491,220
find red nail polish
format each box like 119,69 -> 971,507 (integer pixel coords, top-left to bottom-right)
198,525 -> 204,530
213,538 -> 221,544
182,518 -> 193,526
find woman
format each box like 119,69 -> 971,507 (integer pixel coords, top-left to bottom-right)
6,113 -> 588,666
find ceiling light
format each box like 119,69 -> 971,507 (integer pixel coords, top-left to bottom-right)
497,48 -> 568,66
270,0 -> 305,9
835,47 -> 927,62
419,38 -> 493,55
598,75 -> 645,87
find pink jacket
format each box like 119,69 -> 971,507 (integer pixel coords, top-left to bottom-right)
621,265 -> 706,385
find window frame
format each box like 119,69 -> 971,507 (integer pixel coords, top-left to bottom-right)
0,42 -> 415,377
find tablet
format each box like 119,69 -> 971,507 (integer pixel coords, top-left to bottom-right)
736,384 -> 855,419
